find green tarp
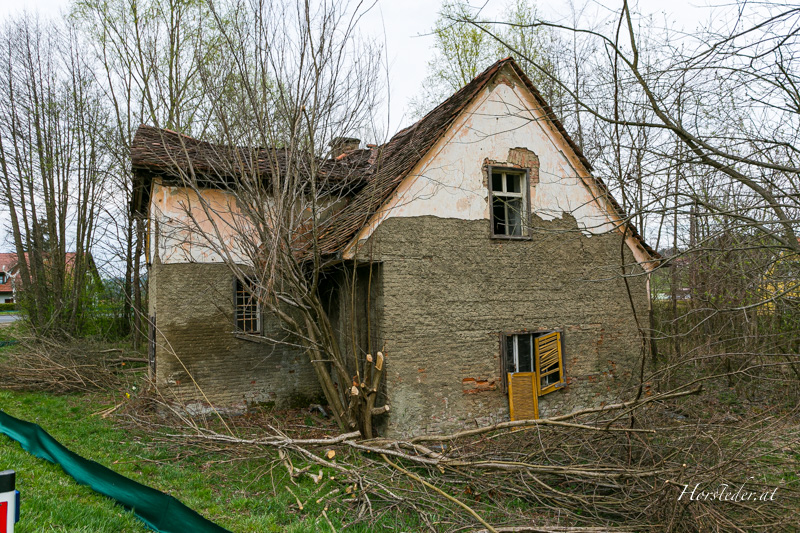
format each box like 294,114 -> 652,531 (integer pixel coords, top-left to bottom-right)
0,410 -> 230,533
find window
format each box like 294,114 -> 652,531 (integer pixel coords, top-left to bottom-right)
235,277 -> 261,334
490,168 -> 528,237
502,331 -> 565,420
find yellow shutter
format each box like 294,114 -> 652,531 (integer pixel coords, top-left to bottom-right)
508,372 -> 539,420
535,331 -> 564,395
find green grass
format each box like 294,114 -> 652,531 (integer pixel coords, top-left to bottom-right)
1,391 -> 150,532
0,389 -> 410,532
0,328 -> 412,532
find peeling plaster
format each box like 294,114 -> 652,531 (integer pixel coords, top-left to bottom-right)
343,68 -> 654,269
151,182 -> 253,265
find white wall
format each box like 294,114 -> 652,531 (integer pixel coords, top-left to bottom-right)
343,66 -> 653,267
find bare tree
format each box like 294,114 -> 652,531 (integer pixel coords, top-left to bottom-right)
0,15 -> 109,335
409,0 -> 562,119
140,0 -> 388,436
71,0 -> 222,344
460,2 -> 800,253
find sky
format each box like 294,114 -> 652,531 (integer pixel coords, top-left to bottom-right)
0,0 -> 712,258
359,0 -> 703,132
0,0 -> 705,134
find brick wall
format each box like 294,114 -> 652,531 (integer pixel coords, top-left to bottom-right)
150,262 -> 322,410
359,214 -> 648,437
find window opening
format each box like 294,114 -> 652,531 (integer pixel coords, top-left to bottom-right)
490,169 -> 527,237
235,277 -> 261,334
505,331 -> 565,421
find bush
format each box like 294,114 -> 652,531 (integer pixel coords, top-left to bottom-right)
0,303 -> 18,312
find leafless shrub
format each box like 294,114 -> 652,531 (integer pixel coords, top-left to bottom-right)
0,336 -> 145,393
115,383 -> 799,532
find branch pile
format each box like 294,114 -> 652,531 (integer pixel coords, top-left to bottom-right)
155,386 -> 799,532
0,336 -> 144,393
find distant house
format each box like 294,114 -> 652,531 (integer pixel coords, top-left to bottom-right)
131,58 -> 659,436
0,252 -> 98,305
0,254 -> 17,303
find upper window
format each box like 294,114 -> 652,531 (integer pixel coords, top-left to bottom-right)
490,168 -> 528,237
235,277 -> 261,334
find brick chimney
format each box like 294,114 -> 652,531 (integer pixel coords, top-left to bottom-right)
329,137 -> 360,158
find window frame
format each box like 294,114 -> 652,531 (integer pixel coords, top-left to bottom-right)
234,276 -> 262,334
500,330 -> 566,395
488,166 -> 531,239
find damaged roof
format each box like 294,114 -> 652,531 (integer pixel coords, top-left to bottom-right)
130,127 -> 373,215
131,126 -> 372,181
130,57 -> 658,260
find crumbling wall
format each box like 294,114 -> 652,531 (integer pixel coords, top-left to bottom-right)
149,261 -> 322,410
363,214 -> 648,437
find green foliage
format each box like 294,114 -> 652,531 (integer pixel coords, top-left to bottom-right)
75,279 -> 138,341
410,0 -> 560,118
0,302 -> 17,312
431,1 -> 495,92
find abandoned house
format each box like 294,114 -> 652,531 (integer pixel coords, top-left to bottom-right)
131,57 -> 658,436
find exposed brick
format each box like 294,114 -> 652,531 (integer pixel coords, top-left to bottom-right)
150,262 -> 322,409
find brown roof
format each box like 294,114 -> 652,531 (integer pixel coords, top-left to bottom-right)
130,126 -> 372,214
131,58 -> 657,260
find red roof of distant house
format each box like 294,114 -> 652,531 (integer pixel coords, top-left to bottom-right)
0,252 -> 81,293
0,253 -> 18,293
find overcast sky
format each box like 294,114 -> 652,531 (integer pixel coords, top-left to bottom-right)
0,0 -> 713,256
0,0 -> 705,134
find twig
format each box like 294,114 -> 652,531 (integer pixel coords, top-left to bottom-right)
322,509 -> 336,532
381,454 -> 498,533
286,486 -> 303,510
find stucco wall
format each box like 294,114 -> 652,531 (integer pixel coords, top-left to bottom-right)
148,181 -> 345,266
344,68 -> 655,270
362,215 -> 648,437
149,261 -> 322,409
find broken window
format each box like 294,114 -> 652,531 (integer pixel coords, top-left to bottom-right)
490,168 -> 528,237
502,331 -> 565,420
235,277 -> 261,334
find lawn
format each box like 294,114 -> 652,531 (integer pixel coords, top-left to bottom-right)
0,326 -> 424,533
0,388 -> 411,532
